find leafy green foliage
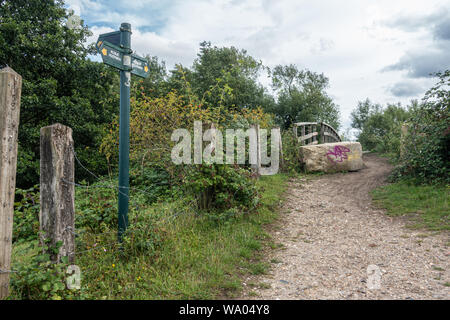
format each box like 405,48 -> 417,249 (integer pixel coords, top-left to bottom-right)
184,165 -> 259,216
10,240 -> 72,300
353,102 -> 410,155
129,166 -> 171,204
392,71 -> 450,184
351,72 -> 449,185
190,41 -> 274,111
74,182 -> 118,233
131,55 -> 169,99
350,98 -> 382,131
268,64 -> 340,130
0,0 -> 117,187
13,185 -> 40,242
280,129 -> 302,174
10,174 -> 288,300
122,210 -> 167,257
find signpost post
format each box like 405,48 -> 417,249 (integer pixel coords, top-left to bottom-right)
96,23 -> 149,242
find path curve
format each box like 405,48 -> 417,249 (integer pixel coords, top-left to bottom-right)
241,154 -> 449,300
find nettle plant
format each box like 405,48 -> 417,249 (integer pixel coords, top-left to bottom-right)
10,240 -> 79,300
184,164 -> 259,213
13,185 -> 40,242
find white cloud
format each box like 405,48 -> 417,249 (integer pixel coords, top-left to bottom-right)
70,0 -> 450,130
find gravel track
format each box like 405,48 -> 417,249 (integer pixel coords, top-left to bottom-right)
240,154 -> 449,300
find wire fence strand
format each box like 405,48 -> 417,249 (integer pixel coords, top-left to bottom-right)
12,143 -> 214,276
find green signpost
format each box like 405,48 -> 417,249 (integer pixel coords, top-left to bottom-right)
96,23 -> 149,242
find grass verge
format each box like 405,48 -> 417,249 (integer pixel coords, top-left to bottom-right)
371,181 -> 449,231
9,173 -> 289,300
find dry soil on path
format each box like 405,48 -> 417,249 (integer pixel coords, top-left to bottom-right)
240,154 -> 449,300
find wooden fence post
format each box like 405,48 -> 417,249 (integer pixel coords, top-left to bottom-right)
0,67 -> 21,299
40,123 -> 75,264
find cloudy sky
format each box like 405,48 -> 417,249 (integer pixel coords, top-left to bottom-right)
65,0 -> 450,130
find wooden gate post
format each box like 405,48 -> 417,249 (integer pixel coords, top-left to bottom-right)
0,67 -> 22,299
320,123 -> 325,144
40,123 -> 75,264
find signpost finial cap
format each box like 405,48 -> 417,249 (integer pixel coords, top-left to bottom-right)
120,23 -> 131,32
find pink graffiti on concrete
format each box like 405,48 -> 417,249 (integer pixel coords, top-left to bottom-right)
326,145 -> 351,164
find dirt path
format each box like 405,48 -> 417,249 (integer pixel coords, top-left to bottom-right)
241,154 -> 449,300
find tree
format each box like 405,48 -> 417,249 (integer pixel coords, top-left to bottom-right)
393,71 -> 450,183
269,64 -> 340,130
350,98 -> 382,131
357,103 -> 410,153
190,41 -> 273,111
0,0 -> 117,186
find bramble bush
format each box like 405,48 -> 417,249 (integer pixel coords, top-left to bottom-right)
391,71 -> 450,184
184,164 -> 259,213
100,82 -> 274,221
129,166 -> 172,204
13,185 -> 40,242
74,183 -> 118,233
351,100 -> 410,157
280,129 -> 302,174
10,240 -> 73,300
122,212 -> 167,257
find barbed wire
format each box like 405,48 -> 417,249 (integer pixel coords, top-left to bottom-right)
12,142 -> 246,271
68,144 -> 172,197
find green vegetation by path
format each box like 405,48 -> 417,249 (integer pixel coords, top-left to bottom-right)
371,182 -> 449,231
9,174 -> 289,300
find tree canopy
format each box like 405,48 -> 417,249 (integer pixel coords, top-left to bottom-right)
190,41 -> 272,111
1,0 -> 344,187
0,0 -> 118,186
268,64 -> 340,130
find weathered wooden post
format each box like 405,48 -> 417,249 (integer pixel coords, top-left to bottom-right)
0,67 -> 21,299
40,123 -> 75,264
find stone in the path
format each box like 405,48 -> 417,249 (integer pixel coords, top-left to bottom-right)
299,141 -> 363,173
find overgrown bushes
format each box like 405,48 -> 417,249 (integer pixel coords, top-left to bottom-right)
351,71 -> 449,185
391,71 -> 449,184
280,129 -> 302,174
10,240 -> 74,300
100,85 -> 276,220
13,185 -> 40,242
184,164 -> 259,214
351,99 -> 410,157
